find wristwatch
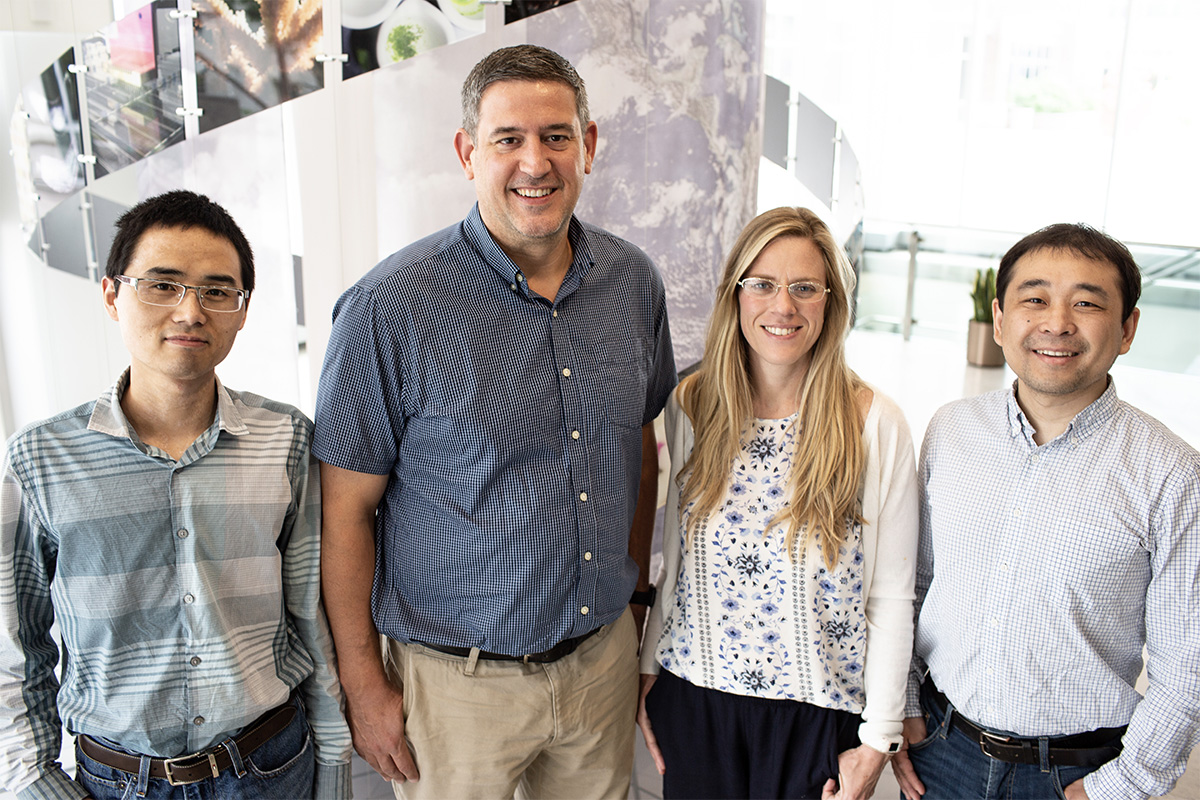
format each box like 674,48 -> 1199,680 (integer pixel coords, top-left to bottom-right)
630,585 -> 657,608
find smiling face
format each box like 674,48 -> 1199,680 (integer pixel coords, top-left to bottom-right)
738,236 -> 828,393
454,79 -> 597,264
103,224 -> 247,396
994,248 -> 1138,415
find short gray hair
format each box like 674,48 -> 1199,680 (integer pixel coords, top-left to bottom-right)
461,44 -> 590,139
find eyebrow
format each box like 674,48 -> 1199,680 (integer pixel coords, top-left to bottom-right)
1015,278 -> 1110,297
489,122 -> 576,137
141,266 -> 238,286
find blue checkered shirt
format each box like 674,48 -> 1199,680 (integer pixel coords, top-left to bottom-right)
0,373 -> 352,800
909,380 -> 1200,800
313,205 -> 676,656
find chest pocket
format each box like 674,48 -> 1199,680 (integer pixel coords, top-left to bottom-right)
590,334 -> 650,429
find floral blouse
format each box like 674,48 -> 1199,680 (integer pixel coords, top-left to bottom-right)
654,412 -> 868,712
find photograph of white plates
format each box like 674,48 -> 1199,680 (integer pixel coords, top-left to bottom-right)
375,1 -> 457,66
342,0 -> 403,30
440,0 -> 486,32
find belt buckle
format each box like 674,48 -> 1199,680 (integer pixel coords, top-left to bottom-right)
163,752 -> 220,786
978,730 -> 1012,759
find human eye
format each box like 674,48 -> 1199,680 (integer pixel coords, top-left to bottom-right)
742,278 -> 774,295
789,282 -> 821,299
202,286 -> 235,299
145,280 -> 182,294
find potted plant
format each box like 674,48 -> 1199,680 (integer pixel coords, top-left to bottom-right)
967,267 -> 1005,367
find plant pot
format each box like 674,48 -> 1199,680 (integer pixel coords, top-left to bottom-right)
967,320 -> 1005,367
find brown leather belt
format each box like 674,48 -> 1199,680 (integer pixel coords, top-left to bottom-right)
78,702 -> 296,786
929,686 -> 1124,768
418,626 -> 601,664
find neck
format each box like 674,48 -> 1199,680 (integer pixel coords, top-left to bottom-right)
121,368 -> 219,460
751,363 -> 809,419
494,230 -> 574,301
1014,379 -> 1106,446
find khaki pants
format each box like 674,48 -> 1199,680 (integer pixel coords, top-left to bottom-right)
384,609 -> 638,800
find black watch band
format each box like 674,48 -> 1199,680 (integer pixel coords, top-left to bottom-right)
630,585 -> 657,608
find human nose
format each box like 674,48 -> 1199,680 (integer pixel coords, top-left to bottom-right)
1039,303 -> 1076,336
769,284 -> 799,313
517,140 -> 552,178
173,287 -> 209,323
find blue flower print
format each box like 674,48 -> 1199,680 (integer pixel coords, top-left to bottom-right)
730,483 -> 747,496
763,630 -> 780,644
767,485 -> 784,499
739,669 -> 769,693
722,598 -> 740,612
725,510 -> 745,525
761,602 -> 779,615
725,626 -> 742,640
818,578 -> 836,594
732,551 -> 764,579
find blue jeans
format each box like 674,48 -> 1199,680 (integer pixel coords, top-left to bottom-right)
74,697 -> 314,800
906,682 -> 1112,800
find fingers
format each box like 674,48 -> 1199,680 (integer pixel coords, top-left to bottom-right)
638,717 -> 667,775
891,751 -> 925,800
821,777 -> 839,800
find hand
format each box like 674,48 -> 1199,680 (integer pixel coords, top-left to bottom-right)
1063,778 -> 1090,800
820,744 -> 890,800
345,679 -> 420,783
892,716 -> 928,800
635,673 -> 666,775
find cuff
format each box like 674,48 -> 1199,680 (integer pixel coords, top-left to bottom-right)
16,768 -> 89,800
857,721 -> 905,756
1083,760 -> 1150,800
314,761 -> 353,800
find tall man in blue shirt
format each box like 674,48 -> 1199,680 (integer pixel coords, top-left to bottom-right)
313,45 -> 676,799
0,191 -> 352,799
892,224 -> 1200,800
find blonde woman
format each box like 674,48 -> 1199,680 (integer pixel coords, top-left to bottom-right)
637,207 -> 918,799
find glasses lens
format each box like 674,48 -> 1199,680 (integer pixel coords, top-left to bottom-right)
135,280 -> 185,306
787,282 -> 825,302
197,287 -> 243,311
741,278 -> 776,297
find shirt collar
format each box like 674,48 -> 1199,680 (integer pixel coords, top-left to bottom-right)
462,204 -> 594,300
1004,376 -> 1119,446
88,368 -> 248,446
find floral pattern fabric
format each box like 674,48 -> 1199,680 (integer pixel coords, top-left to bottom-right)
655,412 -> 867,712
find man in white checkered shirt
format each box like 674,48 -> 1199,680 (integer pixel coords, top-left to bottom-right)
892,223 -> 1199,800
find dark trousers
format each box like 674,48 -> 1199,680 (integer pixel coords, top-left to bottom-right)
644,668 -> 861,799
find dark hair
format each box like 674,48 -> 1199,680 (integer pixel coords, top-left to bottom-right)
106,190 -> 255,292
997,223 -> 1140,321
461,44 -> 589,139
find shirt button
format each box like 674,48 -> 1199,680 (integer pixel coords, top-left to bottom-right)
584,552 -> 593,561
1031,454 -> 1040,463
552,310 -> 558,318
190,656 -> 202,666
177,528 -> 189,538
517,274 -> 525,282
1000,563 -> 1009,571
562,368 -> 571,377
580,492 -> 588,502
510,283 -> 517,291
580,606 -> 589,615
183,594 -> 195,604
571,430 -> 580,440
193,716 -> 205,726
986,667 -> 994,675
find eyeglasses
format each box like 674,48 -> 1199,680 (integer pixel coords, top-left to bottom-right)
736,277 -> 830,303
115,275 -> 249,312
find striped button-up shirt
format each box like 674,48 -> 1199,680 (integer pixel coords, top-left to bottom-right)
0,372 -> 352,800
313,205 -> 676,656
910,380 -> 1200,799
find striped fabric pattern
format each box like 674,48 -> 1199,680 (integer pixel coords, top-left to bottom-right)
0,373 -> 351,800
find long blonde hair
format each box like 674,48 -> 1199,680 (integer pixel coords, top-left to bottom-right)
678,207 -> 867,567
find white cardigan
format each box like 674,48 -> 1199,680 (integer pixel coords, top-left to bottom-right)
641,386 -> 919,753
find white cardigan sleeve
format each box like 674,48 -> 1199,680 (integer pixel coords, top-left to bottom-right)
639,390 -> 692,675
856,389 -> 920,753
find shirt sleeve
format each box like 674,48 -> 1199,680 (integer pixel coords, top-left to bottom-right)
313,284 -> 405,475
641,276 -> 678,426
0,447 -> 87,800
1084,461 -> 1200,800
858,396 -> 919,752
904,412 -> 940,719
280,427 -> 354,797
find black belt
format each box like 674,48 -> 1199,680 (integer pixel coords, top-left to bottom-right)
929,686 -> 1124,768
418,627 -> 601,664
78,702 -> 296,786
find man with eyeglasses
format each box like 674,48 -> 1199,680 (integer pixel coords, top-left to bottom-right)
0,190 -> 352,799
314,45 -> 676,799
